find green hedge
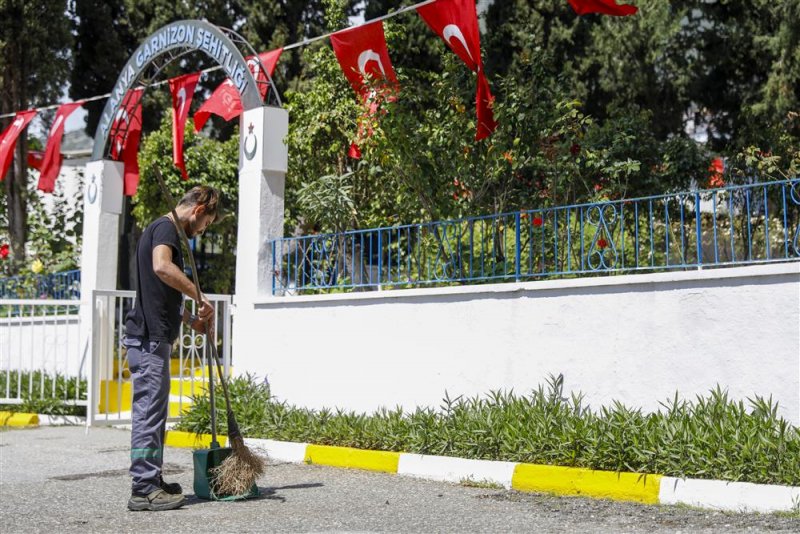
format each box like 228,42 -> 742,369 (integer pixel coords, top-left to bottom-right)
176,374 -> 800,486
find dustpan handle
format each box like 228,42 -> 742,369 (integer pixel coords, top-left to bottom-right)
207,337 -> 219,448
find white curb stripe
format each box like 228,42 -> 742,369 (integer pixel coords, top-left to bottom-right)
398,453 -> 516,489
38,414 -> 85,426
659,476 -> 800,513
244,438 -> 308,463
160,429 -> 800,513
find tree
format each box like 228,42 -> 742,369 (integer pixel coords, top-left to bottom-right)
69,0 -> 137,136
0,0 -> 72,272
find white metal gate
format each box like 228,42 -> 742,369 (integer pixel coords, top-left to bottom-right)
0,299 -> 86,407
88,289 -> 232,426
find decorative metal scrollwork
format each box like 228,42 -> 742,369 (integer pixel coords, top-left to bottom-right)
432,222 -> 459,281
585,203 -> 619,270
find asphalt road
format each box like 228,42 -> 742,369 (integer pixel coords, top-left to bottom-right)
1,426 -> 797,533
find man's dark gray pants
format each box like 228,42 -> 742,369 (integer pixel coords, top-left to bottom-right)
124,337 -> 171,495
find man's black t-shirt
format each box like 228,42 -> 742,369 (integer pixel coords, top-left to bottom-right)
125,216 -> 185,343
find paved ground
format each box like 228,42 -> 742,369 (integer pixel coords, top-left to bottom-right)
0,426 -> 797,533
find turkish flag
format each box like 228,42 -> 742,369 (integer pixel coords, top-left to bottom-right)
568,0 -> 638,16
169,72 -> 200,180
28,151 -> 44,171
250,48 -> 283,99
110,88 -> 143,161
194,48 -> 283,132
38,102 -> 82,193
109,88 -> 143,195
417,0 -> 497,140
0,110 -> 37,181
122,123 -> 142,196
330,21 -> 398,100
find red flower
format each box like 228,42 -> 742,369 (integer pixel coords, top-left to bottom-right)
502,151 -> 513,164
570,143 -> 580,156
708,175 -> 725,188
532,216 -> 543,227
597,238 -> 608,250
0,244 -> 8,259
594,183 -> 603,192
708,157 -> 725,188
348,142 -> 362,159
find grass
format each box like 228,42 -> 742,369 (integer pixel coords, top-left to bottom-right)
175,374 -> 800,486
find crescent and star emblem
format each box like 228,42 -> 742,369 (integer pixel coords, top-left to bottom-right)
357,49 -> 387,78
0,116 -> 26,149
87,174 -> 98,204
177,87 -> 187,117
50,115 -> 64,136
243,122 -> 257,161
443,24 -> 474,64
114,108 -> 129,155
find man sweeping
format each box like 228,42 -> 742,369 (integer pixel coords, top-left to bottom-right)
123,185 -> 221,511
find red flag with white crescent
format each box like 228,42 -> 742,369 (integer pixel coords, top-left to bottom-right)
330,21 -> 398,100
110,88 -> 143,161
568,0 -> 638,16
169,72 -> 200,180
417,0 -> 497,140
109,88 -> 143,195
38,102 -> 82,193
0,110 -> 37,181
193,48 -> 283,132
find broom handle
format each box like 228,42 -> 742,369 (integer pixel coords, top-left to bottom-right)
152,167 -> 231,445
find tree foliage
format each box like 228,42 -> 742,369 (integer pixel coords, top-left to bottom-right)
0,0 -> 72,272
4,0 -> 799,280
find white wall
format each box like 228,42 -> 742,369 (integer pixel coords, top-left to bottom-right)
233,263 -> 800,425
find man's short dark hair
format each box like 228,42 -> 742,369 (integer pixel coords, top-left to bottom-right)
177,186 -> 221,221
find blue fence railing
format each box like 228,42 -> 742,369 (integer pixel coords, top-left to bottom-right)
0,269 -> 81,300
270,179 -> 800,295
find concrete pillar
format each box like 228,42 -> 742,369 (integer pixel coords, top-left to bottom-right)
234,106 -> 289,302
231,106 -> 288,372
78,160 -> 122,401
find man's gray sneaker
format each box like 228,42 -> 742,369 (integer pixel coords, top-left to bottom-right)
127,488 -> 186,511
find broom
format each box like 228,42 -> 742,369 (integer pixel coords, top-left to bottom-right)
152,166 -> 265,496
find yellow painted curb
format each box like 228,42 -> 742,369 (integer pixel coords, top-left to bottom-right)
0,411 -> 39,427
165,430 -> 228,449
512,463 -> 662,504
304,444 -> 400,473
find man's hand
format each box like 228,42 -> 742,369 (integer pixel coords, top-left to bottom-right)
190,315 -> 214,335
197,294 -> 214,322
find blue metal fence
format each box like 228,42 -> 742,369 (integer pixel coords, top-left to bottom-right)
270,179 -> 800,295
0,269 -> 81,300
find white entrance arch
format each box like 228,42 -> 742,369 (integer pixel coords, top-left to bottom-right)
79,20 -> 287,392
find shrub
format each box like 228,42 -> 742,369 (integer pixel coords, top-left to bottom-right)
175,374 -> 800,486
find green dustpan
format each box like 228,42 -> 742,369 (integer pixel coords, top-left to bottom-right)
191,338 -> 257,500
193,446 -> 259,500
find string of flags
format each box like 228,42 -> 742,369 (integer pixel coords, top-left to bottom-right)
0,0 -> 637,196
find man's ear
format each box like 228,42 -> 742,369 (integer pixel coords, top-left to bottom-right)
192,204 -> 206,216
